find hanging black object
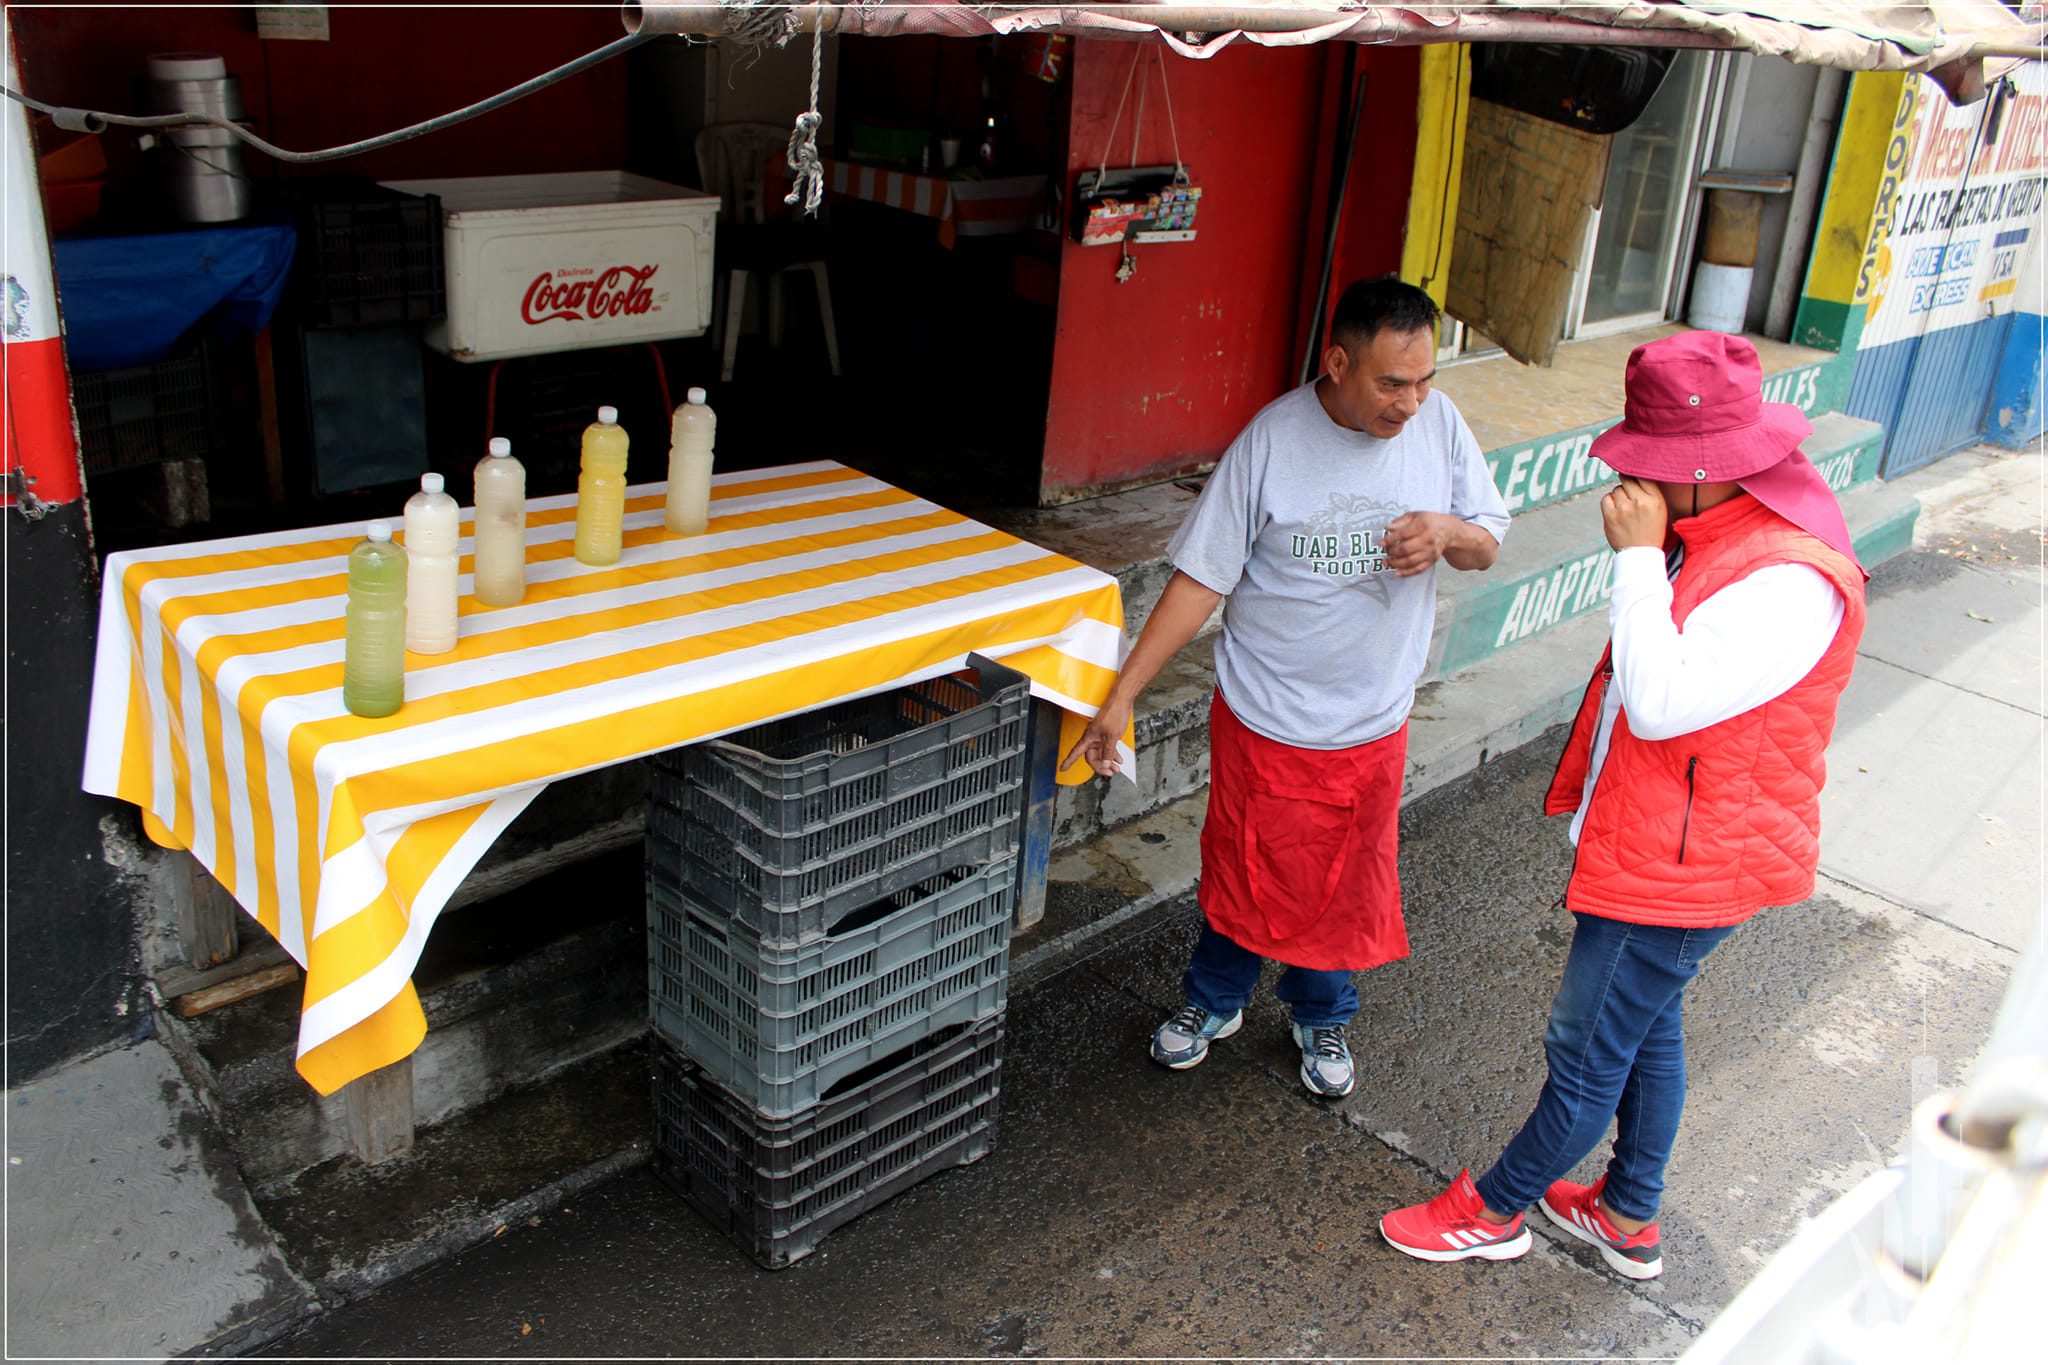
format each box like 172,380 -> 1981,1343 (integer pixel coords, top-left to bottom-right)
1072,48 -> 1201,248
1468,44 -> 1677,136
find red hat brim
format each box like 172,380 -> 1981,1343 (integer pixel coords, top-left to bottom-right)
1590,401 -> 1813,483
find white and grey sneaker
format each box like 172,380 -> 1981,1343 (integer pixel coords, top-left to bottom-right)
1150,1003 -> 1244,1070
1290,1021 -> 1356,1098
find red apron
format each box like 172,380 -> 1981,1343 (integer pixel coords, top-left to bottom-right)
1197,690 -> 1409,971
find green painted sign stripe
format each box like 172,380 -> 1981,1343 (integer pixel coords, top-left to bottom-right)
1484,359 -> 1840,517
1438,467 -> 1903,678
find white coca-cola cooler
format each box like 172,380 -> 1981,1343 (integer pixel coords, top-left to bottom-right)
378,171 -> 718,362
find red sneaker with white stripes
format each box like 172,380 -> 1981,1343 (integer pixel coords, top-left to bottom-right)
1379,1169 -> 1532,1263
1539,1175 -> 1664,1279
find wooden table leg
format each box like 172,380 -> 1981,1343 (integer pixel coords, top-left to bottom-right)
253,326 -> 286,507
1014,697 -> 1062,931
343,1055 -> 415,1164
175,852 -> 241,971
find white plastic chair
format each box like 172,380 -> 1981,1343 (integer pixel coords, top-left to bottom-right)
693,122 -> 841,382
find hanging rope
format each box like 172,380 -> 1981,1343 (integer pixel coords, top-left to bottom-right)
1154,50 -> 1188,183
1096,47 -> 1145,185
1093,47 -> 1188,186
783,4 -> 826,216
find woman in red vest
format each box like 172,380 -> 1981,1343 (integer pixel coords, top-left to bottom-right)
1380,331 -> 1869,1280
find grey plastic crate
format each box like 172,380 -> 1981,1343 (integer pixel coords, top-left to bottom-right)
652,1016 -> 1003,1269
646,655 -> 1029,944
649,857 -> 1013,1118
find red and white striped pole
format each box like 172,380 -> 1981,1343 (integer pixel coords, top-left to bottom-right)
2,11 -> 84,516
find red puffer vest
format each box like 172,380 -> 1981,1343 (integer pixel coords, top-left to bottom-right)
1544,494 -> 1867,927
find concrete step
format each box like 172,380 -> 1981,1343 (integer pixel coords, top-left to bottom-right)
249,1040 -> 650,1302
1050,635 -> 1215,850
162,851 -> 648,1192
1427,411 -> 1886,679
985,477 -> 1210,633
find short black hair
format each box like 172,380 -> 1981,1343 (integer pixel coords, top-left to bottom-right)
1330,276 -> 1440,350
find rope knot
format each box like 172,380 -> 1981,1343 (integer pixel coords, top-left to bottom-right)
784,110 -> 824,215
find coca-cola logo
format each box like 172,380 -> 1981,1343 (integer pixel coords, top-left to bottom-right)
521,265 -> 660,325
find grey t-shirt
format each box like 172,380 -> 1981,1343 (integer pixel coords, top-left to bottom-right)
1166,381 -> 1509,749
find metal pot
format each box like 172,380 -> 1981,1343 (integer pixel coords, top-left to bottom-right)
144,53 -> 251,223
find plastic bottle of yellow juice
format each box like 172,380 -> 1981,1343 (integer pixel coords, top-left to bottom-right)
573,405 -> 630,567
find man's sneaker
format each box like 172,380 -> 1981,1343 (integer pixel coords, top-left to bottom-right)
1289,1021 -> 1357,1098
1539,1175 -> 1664,1279
1150,1003 -> 1243,1069
1380,1169 -> 1533,1264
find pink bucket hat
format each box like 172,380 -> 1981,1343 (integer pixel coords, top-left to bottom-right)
1591,331 -> 1863,572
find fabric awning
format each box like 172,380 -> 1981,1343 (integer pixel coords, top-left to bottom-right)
627,1 -> 2043,103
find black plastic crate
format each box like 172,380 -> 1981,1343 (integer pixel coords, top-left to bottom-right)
649,857 -> 1013,1118
646,656 -> 1030,944
652,1016 -> 1003,1269
70,347 -> 215,475
293,184 -> 445,328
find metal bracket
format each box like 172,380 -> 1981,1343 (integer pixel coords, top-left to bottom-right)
4,467 -> 49,521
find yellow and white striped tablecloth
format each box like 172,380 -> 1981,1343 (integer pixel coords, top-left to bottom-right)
83,462 -> 1130,1095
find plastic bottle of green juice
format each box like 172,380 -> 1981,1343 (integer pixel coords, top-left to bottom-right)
343,520 -> 407,718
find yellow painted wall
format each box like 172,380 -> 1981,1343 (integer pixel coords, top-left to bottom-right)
1401,44 -> 1471,309
1808,72 -> 1910,308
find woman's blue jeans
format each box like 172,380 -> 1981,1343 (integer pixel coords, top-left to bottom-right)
1475,912 -> 1739,1223
1183,922 -> 1358,1028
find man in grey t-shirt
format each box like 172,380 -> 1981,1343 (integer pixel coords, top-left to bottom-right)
1064,277 -> 1509,1098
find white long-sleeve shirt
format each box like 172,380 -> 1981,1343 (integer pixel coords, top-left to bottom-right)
1569,545 -> 1847,845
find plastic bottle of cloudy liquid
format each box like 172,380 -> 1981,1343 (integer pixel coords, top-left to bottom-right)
665,387 -> 717,536
403,472 -> 460,654
574,405 -> 630,566
472,437 -> 527,607
343,521 -> 407,718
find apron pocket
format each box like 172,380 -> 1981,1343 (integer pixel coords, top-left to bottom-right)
1243,780 -> 1357,942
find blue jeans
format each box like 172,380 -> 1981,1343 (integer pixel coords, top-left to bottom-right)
1183,923 -> 1358,1028
1475,912 -> 1739,1223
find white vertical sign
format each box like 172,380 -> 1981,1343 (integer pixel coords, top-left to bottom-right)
1,15 -> 61,345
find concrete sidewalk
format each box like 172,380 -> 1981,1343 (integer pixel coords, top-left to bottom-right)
6,442 -> 2039,1359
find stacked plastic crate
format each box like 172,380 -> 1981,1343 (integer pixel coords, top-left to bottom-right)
644,655 -> 1032,1268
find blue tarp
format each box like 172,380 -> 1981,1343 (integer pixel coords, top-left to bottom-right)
52,223 -> 297,373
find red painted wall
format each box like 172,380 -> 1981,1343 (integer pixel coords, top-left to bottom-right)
1040,39 -> 1417,502
11,4 -> 630,183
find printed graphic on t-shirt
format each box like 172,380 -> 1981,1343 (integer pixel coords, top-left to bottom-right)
1291,493 -> 1405,604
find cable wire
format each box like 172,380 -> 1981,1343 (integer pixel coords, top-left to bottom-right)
2,31 -> 649,164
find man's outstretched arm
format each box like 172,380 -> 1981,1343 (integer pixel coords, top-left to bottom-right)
1061,570 -> 1224,778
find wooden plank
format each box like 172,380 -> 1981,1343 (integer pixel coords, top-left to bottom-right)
343,1056 -> 415,1164
171,962 -> 300,1018
444,813 -> 642,912
174,854 -> 241,971
155,935 -> 293,1003
1013,697 -> 1062,931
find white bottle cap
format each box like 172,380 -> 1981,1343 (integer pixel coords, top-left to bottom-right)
597,405 -> 619,425
687,387 -> 708,405
421,472 -> 445,494
367,520 -> 393,542
488,437 -> 511,457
